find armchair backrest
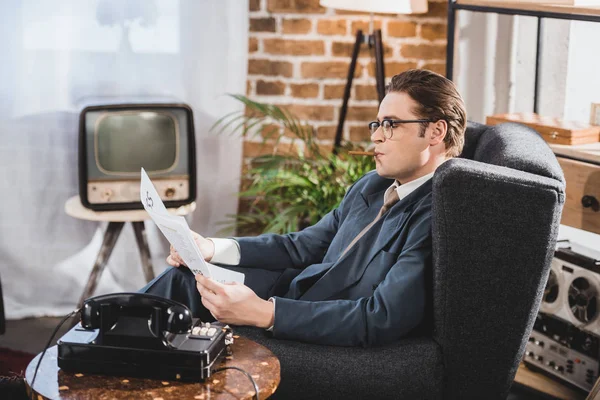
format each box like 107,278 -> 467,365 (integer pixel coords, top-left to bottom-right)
431,122 -> 565,399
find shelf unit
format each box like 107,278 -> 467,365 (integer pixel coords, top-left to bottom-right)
446,0 -> 600,113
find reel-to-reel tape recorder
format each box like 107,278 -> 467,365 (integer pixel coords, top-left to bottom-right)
525,242 -> 600,392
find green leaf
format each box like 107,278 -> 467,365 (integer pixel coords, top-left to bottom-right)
213,94 -> 376,235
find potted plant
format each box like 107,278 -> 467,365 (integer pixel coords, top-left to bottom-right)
215,95 -> 375,235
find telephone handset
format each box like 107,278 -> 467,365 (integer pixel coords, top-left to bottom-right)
80,292 -> 193,348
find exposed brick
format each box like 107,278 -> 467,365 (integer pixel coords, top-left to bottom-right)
249,37 -> 258,53
317,19 -> 347,35
243,140 -> 299,157
258,123 -> 282,140
249,0 -> 261,11
250,17 -> 276,32
422,63 -> 446,76
316,125 -> 337,140
426,2 -> 448,18
267,0 -> 325,13
355,85 -> 378,101
331,41 -> 392,58
244,105 -> 257,117
246,81 -> 252,95
421,23 -> 447,41
350,125 -> 371,142
350,20 -> 382,33
301,62 -> 362,79
346,106 -> 378,122
400,44 -> 447,60
284,124 -> 315,140
367,61 -> 418,77
256,80 -> 286,95
331,41 -> 369,58
333,9 -> 389,17
263,38 -> 325,55
306,143 -> 334,158
324,84 -> 346,99
290,83 -> 319,98
387,21 -> 417,38
243,141 -> 275,158
282,18 -> 312,34
276,104 -> 335,120
256,123 -> 303,140
248,59 -> 293,77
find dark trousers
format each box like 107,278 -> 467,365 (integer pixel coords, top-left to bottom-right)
140,265 -> 300,321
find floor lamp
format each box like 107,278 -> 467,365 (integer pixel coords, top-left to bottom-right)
319,0 -> 428,152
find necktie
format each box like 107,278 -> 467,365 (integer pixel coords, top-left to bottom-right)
339,187 -> 400,258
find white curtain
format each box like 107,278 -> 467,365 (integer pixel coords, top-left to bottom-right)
0,0 -> 247,318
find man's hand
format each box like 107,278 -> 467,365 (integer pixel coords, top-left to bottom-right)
166,231 -> 215,267
195,275 -> 275,329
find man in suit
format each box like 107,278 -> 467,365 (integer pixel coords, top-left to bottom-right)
141,69 -> 467,347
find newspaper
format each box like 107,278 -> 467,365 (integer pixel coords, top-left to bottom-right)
140,168 -> 244,284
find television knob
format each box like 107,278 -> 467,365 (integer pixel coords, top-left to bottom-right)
165,187 -> 176,198
102,188 -> 113,200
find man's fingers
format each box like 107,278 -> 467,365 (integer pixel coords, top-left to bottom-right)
169,251 -> 186,266
196,282 -> 219,303
195,275 -> 226,294
166,255 -> 180,267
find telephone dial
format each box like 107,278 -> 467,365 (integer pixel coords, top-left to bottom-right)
57,293 -> 232,381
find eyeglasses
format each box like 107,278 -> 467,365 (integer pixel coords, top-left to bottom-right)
368,119 -> 435,139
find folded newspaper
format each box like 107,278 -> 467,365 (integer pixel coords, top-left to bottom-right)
140,168 -> 244,284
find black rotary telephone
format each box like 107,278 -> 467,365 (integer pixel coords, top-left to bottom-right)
57,292 -> 232,381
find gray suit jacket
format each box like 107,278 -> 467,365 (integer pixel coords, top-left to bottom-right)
236,171 -> 433,347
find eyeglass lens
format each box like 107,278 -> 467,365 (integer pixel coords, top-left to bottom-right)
368,120 -> 393,136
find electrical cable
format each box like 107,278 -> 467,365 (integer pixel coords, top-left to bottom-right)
29,309 -> 80,400
212,366 -> 260,400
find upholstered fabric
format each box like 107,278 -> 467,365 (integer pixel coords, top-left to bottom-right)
236,122 -> 565,400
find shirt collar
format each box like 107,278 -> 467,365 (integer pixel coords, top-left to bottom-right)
386,171 -> 435,201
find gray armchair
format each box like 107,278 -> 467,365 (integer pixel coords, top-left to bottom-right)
237,121 -> 565,399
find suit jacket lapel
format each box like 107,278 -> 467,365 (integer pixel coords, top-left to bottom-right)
299,178 -> 432,302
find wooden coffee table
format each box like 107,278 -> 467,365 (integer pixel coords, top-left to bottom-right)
25,336 -> 280,399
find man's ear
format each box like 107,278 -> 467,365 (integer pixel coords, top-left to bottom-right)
429,120 -> 447,146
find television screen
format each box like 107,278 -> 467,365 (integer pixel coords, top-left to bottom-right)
96,112 -> 178,174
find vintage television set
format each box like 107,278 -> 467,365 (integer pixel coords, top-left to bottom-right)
78,99 -> 196,211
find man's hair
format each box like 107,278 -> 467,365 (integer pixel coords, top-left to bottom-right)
386,69 -> 467,158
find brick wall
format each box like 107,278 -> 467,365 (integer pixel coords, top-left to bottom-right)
244,0 -> 448,158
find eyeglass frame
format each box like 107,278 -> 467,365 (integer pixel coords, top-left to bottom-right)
368,119 -> 437,140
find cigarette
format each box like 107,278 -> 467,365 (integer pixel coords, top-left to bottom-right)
348,151 -> 375,156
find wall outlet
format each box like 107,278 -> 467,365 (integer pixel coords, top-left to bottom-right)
590,103 -> 600,125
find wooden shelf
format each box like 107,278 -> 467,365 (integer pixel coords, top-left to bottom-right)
455,1 -> 600,18
549,142 -> 600,165
514,362 -> 587,400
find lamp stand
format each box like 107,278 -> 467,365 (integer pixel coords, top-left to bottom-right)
333,28 -> 386,153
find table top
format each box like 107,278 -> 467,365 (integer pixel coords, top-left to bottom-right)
65,195 -> 196,222
25,336 -> 280,400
